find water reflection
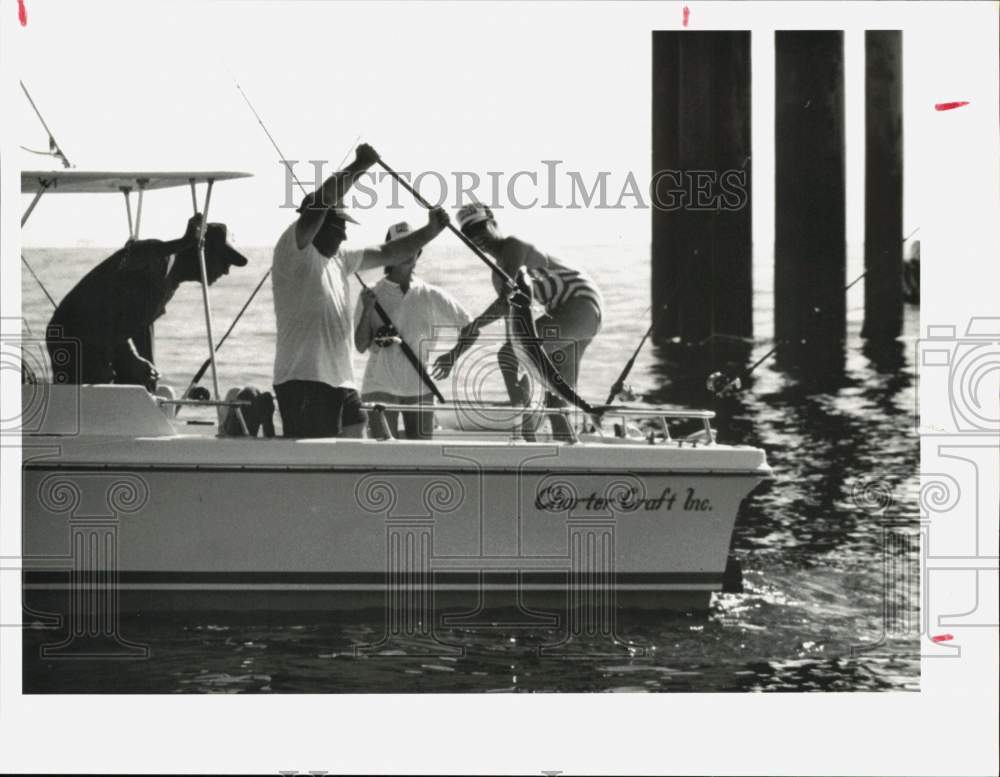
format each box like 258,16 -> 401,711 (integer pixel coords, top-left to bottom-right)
641,312 -> 918,566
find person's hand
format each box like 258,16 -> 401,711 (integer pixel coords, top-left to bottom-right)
361,287 -> 377,312
183,213 -> 204,245
432,349 -> 456,380
133,355 -> 159,385
427,206 -> 450,234
355,143 -> 379,168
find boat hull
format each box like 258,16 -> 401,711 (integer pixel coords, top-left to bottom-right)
20,387 -> 770,626
23,445 -> 764,615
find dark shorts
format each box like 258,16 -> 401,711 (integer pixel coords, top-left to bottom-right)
274,380 -> 366,438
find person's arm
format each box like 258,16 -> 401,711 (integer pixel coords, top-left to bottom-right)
483,236 -> 529,297
357,207 -> 450,272
295,143 -> 379,251
354,289 -> 378,353
431,295 -> 509,379
123,214 -> 203,265
113,338 -> 159,389
465,295 -> 510,335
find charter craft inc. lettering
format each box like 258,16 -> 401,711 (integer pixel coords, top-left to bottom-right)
534,486 -> 714,513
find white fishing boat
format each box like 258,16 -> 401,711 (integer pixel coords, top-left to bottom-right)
19,168 -> 772,645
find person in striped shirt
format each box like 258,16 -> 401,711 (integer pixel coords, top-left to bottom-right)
431,204 -> 603,440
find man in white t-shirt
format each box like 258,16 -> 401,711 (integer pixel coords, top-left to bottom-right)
272,143 -> 450,438
354,222 -> 470,439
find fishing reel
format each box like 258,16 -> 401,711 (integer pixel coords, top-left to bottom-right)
186,385 -> 211,401
706,371 -> 741,396
614,384 -> 638,402
373,324 -> 402,348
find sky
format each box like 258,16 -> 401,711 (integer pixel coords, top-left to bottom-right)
8,0 -> 996,261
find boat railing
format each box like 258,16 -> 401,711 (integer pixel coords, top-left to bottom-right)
363,402 -> 716,445
595,406 -> 716,445
156,398 -> 253,408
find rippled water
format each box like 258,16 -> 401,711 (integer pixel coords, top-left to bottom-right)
21,241 -> 919,692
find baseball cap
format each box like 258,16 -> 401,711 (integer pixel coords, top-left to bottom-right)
384,222 -> 412,242
456,203 -> 495,233
204,223 -> 249,267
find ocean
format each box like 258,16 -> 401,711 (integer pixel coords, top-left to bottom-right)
20,240 -> 920,692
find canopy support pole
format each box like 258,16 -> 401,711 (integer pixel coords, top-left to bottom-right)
134,179 -> 151,362
190,178 -> 221,404
189,178 -> 247,433
134,179 -> 147,239
120,187 -> 134,239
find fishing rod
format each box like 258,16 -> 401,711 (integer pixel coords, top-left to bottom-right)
182,268 -> 273,395
232,76 -> 311,195
604,298 -> 674,405
20,81 -> 72,168
354,274 -> 446,403
375,155 -> 601,419
706,268 -> 869,396
707,227 -> 922,396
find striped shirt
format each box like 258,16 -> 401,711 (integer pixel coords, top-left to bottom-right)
497,237 -> 603,318
527,263 -> 603,317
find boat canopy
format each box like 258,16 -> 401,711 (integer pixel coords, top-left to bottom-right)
21,169 -> 252,194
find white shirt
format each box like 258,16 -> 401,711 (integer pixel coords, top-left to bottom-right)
272,222 -> 370,388
356,277 -> 470,398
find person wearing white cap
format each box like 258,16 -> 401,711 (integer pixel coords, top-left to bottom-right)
354,221 -> 470,439
271,143 -> 450,438
432,203 -> 603,441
